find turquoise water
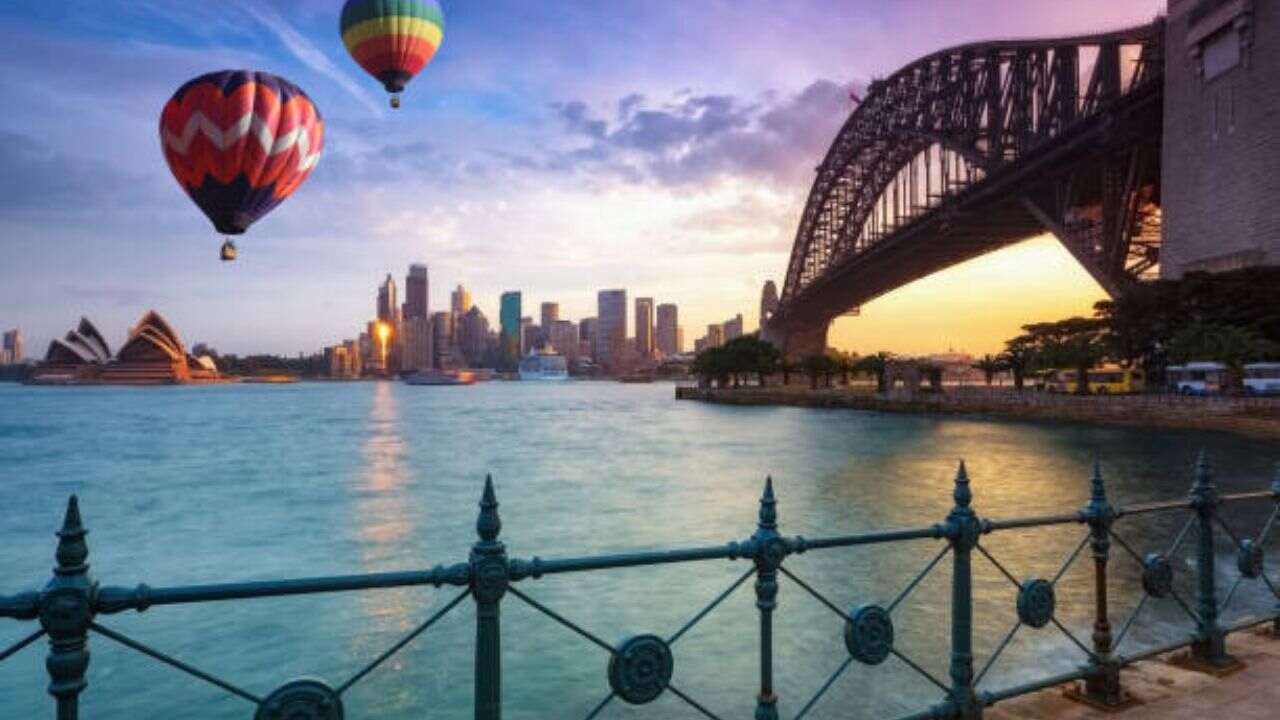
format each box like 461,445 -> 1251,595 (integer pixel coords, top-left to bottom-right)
1,381 -> 1277,719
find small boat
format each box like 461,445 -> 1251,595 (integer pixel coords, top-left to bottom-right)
404,369 -> 476,386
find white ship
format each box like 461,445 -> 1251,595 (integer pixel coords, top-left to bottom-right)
518,347 -> 569,381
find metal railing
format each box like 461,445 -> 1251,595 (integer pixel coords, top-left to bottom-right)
2,455 -> 1278,719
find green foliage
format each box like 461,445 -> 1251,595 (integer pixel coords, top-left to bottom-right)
1166,322 -> 1277,370
971,354 -> 1003,386
690,335 -> 781,387
1015,317 -> 1106,395
999,338 -> 1036,392
854,351 -> 894,392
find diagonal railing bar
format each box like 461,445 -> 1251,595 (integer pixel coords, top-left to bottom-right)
889,545 -> 950,613
1214,516 -> 1247,549
1051,533 -> 1092,585
89,622 -> 262,705
582,692 -> 616,720
974,544 -> 1021,589
667,683 -> 726,720
974,621 -> 1022,688
1166,514 -> 1197,558
793,656 -> 855,720
1259,571 -> 1279,600
1221,576 -> 1247,613
1166,588 -> 1201,625
1050,617 -> 1101,663
1112,593 -> 1151,650
776,566 -> 847,623
1257,507 -> 1279,546
506,586 -> 616,654
890,647 -> 951,694
668,567 -> 755,645
336,588 -> 470,695
0,628 -> 45,663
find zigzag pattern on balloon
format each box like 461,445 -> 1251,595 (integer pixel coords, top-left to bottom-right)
160,81 -> 323,199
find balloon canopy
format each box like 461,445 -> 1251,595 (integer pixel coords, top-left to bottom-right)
159,70 -> 324,237
341,0 -> 445,102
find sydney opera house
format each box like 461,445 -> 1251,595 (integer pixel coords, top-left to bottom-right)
31,311 -> 221,385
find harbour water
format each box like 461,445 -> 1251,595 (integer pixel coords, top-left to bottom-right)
1,381 -> 1277,718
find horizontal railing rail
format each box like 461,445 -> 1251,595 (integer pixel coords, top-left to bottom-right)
2,455 -> 1278,719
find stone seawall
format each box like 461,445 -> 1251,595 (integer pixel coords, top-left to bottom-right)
675,386 -> 1280,440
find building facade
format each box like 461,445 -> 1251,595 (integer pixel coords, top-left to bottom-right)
432,312 -> 456,368
634,297 -> 654,357
1,329 -> 22,364
377,274 -> 399,324
451,284 -> 472,317
760,281 -> 779,326
404,264 -> 429,320
548,319 -> 578,360
457,306 -> 491,367
521,319 -> 540,355
499,291 -> 521,370
540,302 -> 559,346
401,315 -> 433,371
655,304 -> 678,356
595,290 -> 627,372
723,314 -> 744,342
1162,0 -> 1280,276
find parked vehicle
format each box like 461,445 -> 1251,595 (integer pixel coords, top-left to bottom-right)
1243,362 -> 1280,395
1165,362 -> 1229,395
1044,366 -> 1144,394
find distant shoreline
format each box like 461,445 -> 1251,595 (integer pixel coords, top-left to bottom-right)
675,386 -> 1280,441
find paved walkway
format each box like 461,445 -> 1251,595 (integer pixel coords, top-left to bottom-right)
990,627 -> 1280,720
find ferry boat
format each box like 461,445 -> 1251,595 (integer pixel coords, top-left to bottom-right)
518,348 -> 569,381
403,369 -> 477,386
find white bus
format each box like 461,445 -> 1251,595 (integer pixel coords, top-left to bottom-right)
1165,362 -> 1229,395
1243,362 -> 1280,396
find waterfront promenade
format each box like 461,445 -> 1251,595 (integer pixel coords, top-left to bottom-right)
676,386 -> 1280,440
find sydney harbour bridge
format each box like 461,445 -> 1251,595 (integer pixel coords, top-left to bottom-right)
763,20 -> 1167,357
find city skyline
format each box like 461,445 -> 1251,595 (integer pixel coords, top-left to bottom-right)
0,1 -> 1163,358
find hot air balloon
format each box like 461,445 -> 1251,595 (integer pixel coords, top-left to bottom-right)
341,0 -> 445,108
159,70 -> 324,261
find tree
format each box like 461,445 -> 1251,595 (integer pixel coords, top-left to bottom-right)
971,354 -> 1003,386
779,359 -> 794,386
1019,317 -> 1107,395
999,338 -> 1036,392
855,352 -> 894,393
802,353 -> 836,390
691,335 -> 782,389
1166,322 -> 1277,388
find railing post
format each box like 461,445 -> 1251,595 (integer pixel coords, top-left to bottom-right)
1188,453 -> 1232,667
945,463 -> 982,719
471,476 -> 508,720
752,477 -> 783,720
1079,461 -> 1126,705
1271,463 -> 1280,638
39,496 -> 95,720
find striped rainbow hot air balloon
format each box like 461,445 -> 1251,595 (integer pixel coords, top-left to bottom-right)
341,0 -> 445,108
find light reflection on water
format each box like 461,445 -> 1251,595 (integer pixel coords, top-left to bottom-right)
0,381 -> 1277,719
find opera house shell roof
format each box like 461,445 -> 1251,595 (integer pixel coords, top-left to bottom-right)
32,311 -> 220,385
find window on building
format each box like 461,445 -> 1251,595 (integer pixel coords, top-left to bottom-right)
1202,28 -> 1241,81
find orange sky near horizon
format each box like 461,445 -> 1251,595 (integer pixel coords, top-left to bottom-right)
826,234 -> 1109,358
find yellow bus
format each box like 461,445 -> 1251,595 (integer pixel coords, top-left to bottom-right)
1045,366 -> 1144,394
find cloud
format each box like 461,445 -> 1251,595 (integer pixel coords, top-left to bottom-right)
543,79 -> 856,189
242,3 -> 385,118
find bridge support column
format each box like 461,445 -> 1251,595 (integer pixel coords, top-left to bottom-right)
761,318 -> 828,361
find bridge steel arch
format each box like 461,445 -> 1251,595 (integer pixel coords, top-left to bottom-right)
766,22 -> 1165,357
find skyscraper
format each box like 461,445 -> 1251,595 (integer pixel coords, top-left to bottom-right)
596,289 -> 627,372
432,311 -> 456,368
451,284 -> 472,316
457,306 -> 491,367
540,302 -> 559,344
377,274 -> 399,324
706,324 -> 725,348
402,315 -> 433,371
405,264 -> 429,320
521,318 -> 540,355
2,329 -> 21,364
579,317 -> 598,360
549,319 -> 578,360
634,297 -> 654,357
723,314 -> 744,342
499,291 -> 522,370
655,303 -> 678,356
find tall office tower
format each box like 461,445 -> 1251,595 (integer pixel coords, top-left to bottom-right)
634,297 -> 654,357
540,302 -> 559,343
404,264 -> 429,320
596,290 -> 627,372
456,306 -> 491,367
1,329 -> 21,364
521,320 -> 541,355
344,339 -> 363,377
655,304 -> 678,356
377,274 -> 398,324
451,284 -> 472,316
723,314 -> 744,341
579,317 -> 598,360
760,281 -> 779,326
548,319 -> 578,360
432,312 -> 456,368
706,324 -> 724,348
676,326 -> 684,354
401,315 -> 434,371
499,292 -> 522,370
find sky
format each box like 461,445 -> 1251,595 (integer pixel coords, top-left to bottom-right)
0,0 -> 1166,358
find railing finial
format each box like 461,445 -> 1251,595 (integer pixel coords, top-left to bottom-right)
953,461 -> 972,509
55,495 -> 88,576
477,475 -> 501,544
758,476 -> 778,532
